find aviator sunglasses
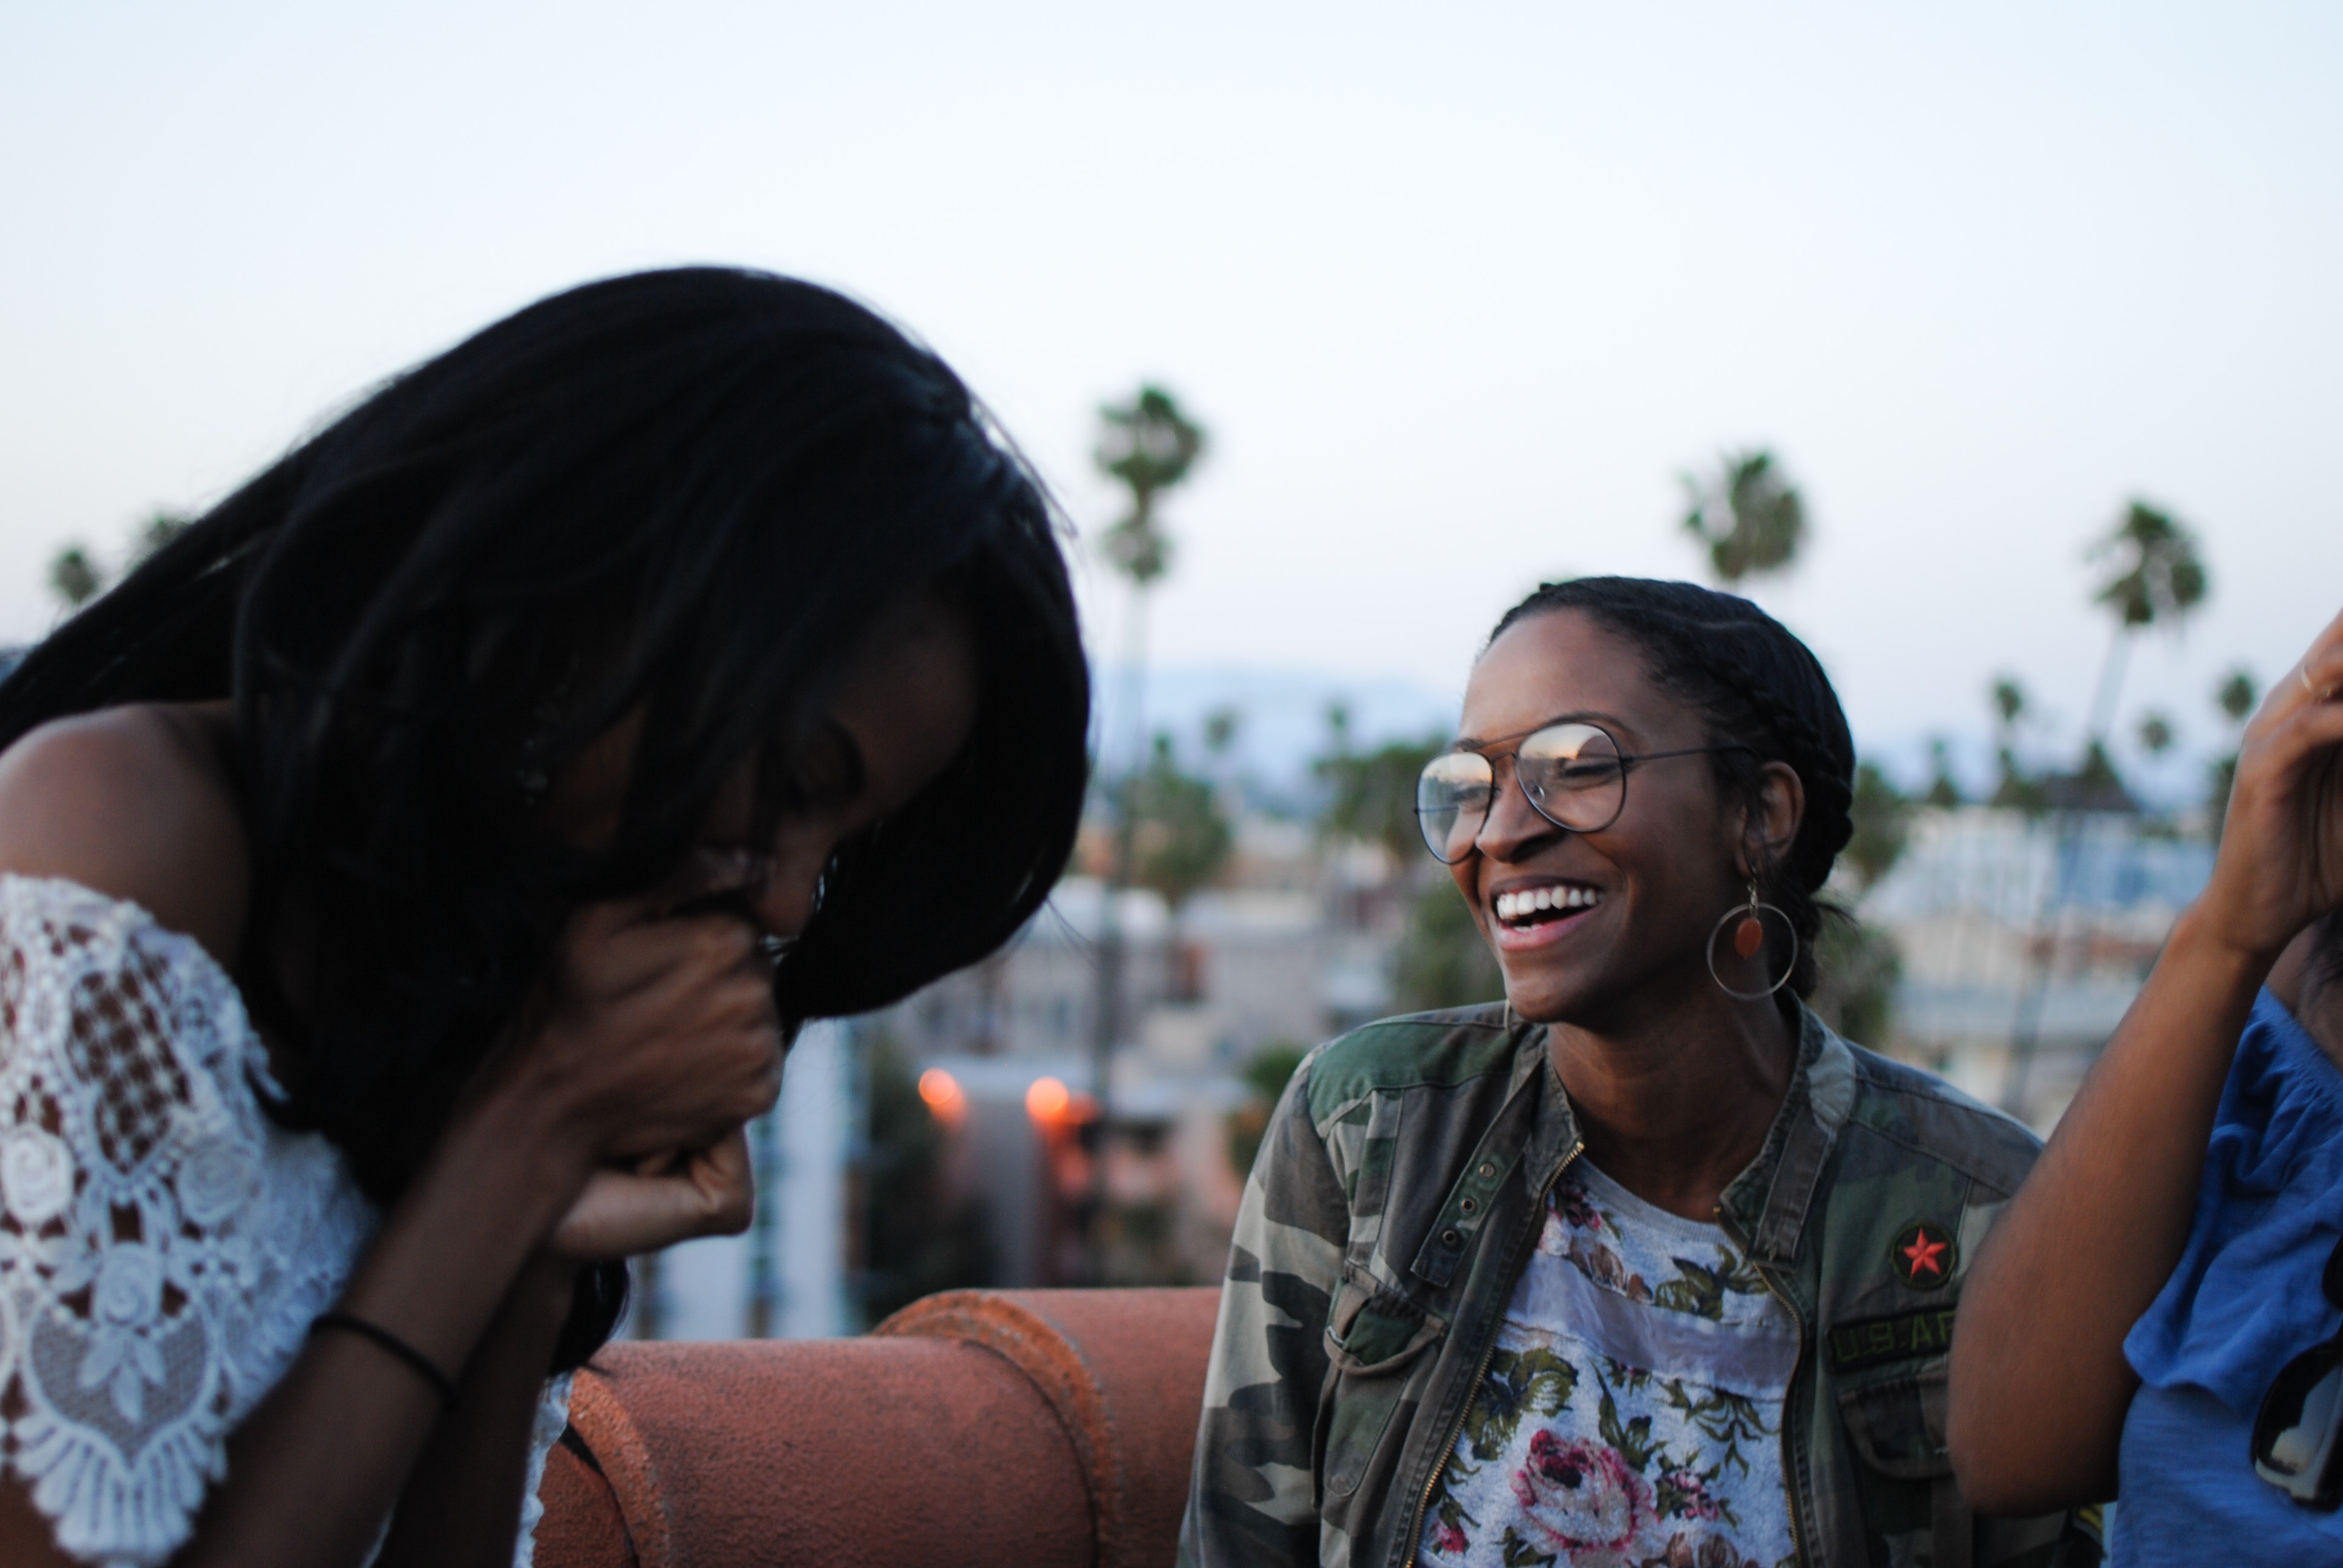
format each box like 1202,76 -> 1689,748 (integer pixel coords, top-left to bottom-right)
2252,1235 -> 2343,1509
1413,720 -> 1748,864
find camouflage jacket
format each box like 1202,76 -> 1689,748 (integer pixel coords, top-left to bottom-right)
1178,1002 -> 2103,1568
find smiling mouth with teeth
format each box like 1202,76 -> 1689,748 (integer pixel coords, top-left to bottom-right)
1493,884 -> 1604,927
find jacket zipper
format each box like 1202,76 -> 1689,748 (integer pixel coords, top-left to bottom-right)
1401,1138 -> 1584,1564
1751,1258 -> 1809,1568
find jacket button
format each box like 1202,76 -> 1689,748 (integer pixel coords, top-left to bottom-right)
1442,1228 -> 1461,1248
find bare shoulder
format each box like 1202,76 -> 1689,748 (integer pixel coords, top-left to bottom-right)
0,704 -> 251,968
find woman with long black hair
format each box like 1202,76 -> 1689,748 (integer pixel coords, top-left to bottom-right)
0,267 -> 1089,1567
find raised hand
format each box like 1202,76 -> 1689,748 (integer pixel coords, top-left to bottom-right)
2205,606 -> 2343,961
1950,602 -> 2343,1513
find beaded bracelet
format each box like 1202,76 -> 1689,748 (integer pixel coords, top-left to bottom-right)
310,1311 -> 460,1410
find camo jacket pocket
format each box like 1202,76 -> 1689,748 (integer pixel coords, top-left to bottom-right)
1325,1266 -> 1445,1376
1837,1365 -> 1953,1481
1320,1267 -> 1447,1500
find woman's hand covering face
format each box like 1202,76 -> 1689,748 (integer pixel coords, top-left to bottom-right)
519,587 -> 981,1257
518,898 -> 788,1164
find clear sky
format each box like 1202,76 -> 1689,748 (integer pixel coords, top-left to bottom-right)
4,3 -> 2338,793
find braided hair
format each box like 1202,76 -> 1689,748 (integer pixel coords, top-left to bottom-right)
1490,577 -> 1855,998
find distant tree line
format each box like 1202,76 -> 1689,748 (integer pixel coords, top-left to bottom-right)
48,511 -> 191,610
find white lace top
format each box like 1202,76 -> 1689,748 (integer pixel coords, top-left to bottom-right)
0,875 -> 569,1568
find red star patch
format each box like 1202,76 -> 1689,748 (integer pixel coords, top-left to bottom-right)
1891,1221 -> 1958,1290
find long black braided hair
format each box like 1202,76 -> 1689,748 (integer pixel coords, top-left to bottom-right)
1491,577 -> 1855,998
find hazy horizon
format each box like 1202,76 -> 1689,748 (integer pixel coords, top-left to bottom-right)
6,3 -> 2336,794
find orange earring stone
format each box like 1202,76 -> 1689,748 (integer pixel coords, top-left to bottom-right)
1733,915 -> 1765,959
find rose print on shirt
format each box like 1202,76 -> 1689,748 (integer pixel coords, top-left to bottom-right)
1428,1491 -> 1479,1557
1511,1430 -> 1652,1555
1556,1182 -> 1611,1237
1417,1166 -> 1796,1568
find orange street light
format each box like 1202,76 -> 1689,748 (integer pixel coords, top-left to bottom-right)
1026,1076 -> 1072,1122
918,1068 -> 967,1128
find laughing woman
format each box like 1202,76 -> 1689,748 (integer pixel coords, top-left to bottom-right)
1179,578 -> 2096,1568
0,269 -> 1087,1568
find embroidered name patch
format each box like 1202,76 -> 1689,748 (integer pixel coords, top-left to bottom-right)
1826,1307 -> 1958,1372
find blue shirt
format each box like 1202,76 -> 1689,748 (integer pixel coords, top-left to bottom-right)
2115,990 -> 2343,1563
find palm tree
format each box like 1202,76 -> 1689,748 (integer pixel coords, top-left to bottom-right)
1130,733 -> 1234,918
1202,705 -> 1240,760
1923,737 -> 1964,809
1843,762 -> 1914,892
1680,449 -> 1806,585
1086,384 -> 1205,1281
131,511 -> 191,562
47,546 -> 103,610
1096,387 -> 1205,592
2085,501 -> 2207,743
2207,667 -> 2258,838
2007,503 -> 2208,1115
2216,667 -> 2258,726
45,511 -> 190,615
1987,677 -> 2042,811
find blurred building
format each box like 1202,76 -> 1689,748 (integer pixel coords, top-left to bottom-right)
1860,805 -> 2214,1130
633,799 -> 2215,1330
862,814 -> 1411,1290
881,813 -> 1404,1068
629,1019 -> 856,1340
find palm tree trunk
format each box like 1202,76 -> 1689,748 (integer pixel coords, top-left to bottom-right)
2004,622 -> 2129,1117
1087,585 -> 1152,1282
2086,623 -> 2132,745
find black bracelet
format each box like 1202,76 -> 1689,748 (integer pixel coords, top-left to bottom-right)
310,1311 -> 459,1410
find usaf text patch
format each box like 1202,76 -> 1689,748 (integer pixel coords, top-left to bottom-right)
1827,1307 -> 1959,1373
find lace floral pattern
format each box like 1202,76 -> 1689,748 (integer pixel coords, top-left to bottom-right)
515,1373 -> 574,1565
0,875 -> 561,1568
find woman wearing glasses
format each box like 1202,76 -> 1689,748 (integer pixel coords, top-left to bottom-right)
1951,607 -> 2343,1561
0,269 -> 1087,1568
1181,577 -> 2093,1568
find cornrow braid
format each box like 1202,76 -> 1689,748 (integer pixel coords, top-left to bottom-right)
1491,577 -> 1856,998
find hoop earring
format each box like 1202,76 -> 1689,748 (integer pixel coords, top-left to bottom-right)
1707,877 -> 1797,1001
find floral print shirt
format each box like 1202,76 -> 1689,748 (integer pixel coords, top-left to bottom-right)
1417,1159 -> 1798,1568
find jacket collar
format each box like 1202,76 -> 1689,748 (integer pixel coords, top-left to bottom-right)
1720,1004 -> 1858,1264
1516,1003 -> 1857,1267
1511,1017 -> 1580,1191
